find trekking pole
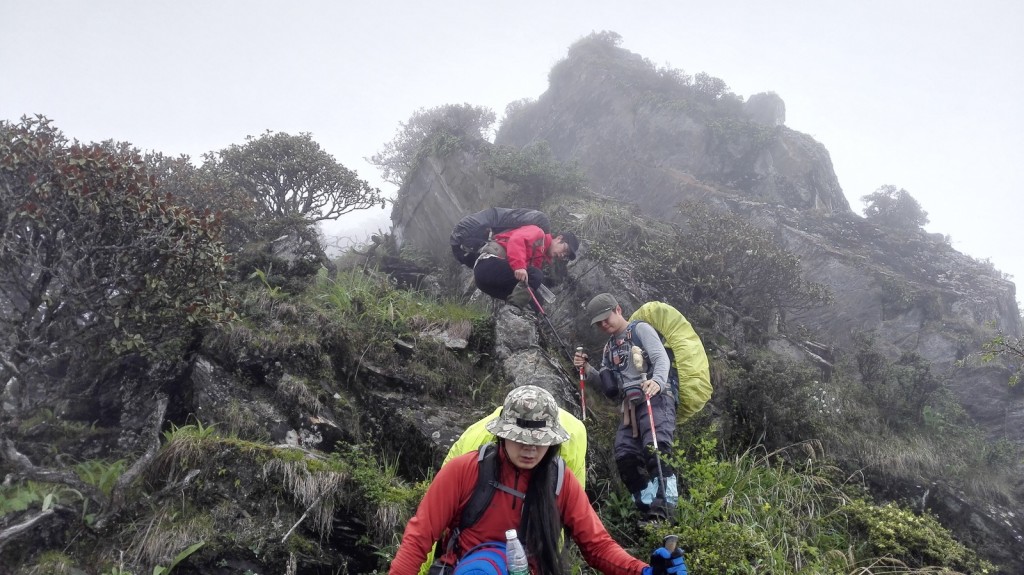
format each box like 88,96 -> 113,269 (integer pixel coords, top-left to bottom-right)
631,345 -> 667,500
645,391 -> 667,500
526,285 -> 574,362
575,346 -> 587,420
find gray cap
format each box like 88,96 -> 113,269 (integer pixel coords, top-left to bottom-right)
485,386 -> 569,446
585,293 -> 618,325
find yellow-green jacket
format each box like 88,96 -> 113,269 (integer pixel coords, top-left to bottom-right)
630,301 -> 712,421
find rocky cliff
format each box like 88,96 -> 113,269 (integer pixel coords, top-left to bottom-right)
496,34 -> 850,218
487,33 -> 1023,442
390,34 -> 1024,570
396,34 -> 1021,442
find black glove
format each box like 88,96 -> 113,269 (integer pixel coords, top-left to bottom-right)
647,545 -> 687,575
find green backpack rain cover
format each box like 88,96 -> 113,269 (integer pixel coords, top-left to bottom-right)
628,301 -> 713,421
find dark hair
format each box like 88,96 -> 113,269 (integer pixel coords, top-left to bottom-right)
559,231 -> 579,260
516,443 -> 566,575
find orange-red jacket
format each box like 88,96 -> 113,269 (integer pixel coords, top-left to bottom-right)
491,225 -> 552,272
389,447 -> 647,575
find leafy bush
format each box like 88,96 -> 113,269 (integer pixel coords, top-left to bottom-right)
484,142 -> 586,209
842,500 -> 994,573
204,130 -> 384,223
853,337 -> 941,429
0,116 -> 234,415
716,352 -> 827,450
369,103 -> 496,186
978,332 -> 1023,386
634,202 -> 832,334
861,185 -> 930,229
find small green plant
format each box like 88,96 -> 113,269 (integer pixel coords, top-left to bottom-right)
75,458 -> 127,497
162,419 -> 218,443
249,267 -> 287,298
0,480 -> 85,517
152,541 -> 205,575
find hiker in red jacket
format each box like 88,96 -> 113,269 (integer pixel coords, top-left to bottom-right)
473,225 -> 578,310
389,385 -> 686,575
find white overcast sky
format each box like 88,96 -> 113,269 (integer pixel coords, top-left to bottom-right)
2,1 -> 1021,299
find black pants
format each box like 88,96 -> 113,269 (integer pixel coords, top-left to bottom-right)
614,393 -> 677,493
473,257 -> 543,301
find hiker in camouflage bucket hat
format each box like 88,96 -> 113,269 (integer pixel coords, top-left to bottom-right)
485,385 -> 570,446
391,383 -> 676,575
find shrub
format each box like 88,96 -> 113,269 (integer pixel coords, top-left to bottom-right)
861,185 -> 929,229
369,103 -> 496,186
0,116 -> 234,414
717,352 -> 826,450
639,202 -> 832,333
842,500 -> 994,573
484,142 -> 586,209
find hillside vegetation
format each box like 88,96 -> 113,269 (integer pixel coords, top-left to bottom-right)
3,33 -> 1023,574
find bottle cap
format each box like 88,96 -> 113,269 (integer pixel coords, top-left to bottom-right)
505,529 -> 518,540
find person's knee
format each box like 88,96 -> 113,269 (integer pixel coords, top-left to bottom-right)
645,445 -> 675,478
616,457 -> 648,493
526,266 -> 544,289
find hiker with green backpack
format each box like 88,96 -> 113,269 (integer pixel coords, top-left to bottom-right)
390,385 -> 686,575
574,294 -> 711,521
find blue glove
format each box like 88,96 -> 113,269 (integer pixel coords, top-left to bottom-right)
647,546 -> 687,575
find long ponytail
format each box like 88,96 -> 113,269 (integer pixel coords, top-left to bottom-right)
518,443 -> 566,575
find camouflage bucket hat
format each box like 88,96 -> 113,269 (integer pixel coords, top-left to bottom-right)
485,385 -> 570,446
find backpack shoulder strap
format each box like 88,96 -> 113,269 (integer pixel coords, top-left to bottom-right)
458,442 -> 500,531
446,443 -> 502,557
553,455 -> 565,496
626,320 -> 653,374
462,446 -> 567,525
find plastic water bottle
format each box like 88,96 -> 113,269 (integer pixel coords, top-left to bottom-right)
505,528 -> 529,575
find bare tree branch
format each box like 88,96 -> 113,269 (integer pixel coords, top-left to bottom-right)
103,395 -> 169,517
0,507 -> 55,549
1,438 -> 102,503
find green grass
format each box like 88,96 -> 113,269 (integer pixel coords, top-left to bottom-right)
309,267 -> 485,333
593,427 -> 994,575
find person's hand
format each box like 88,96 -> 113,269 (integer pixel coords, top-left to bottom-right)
573,350 -> 589,368
648,546 -> 687,575
513,268 -> 528,283
641,379 -> 661,397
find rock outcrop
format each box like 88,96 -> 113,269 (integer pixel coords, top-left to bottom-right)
495,39 -> 850,216
386,34 -> 1023,572
391,144 -> 514,260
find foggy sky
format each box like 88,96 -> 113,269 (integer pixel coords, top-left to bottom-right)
2,0 -> 1021,301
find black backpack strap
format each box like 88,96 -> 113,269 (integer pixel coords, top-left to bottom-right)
448,444 -> 566,558
445,443 -> 500,557
460,443 -> 500,530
